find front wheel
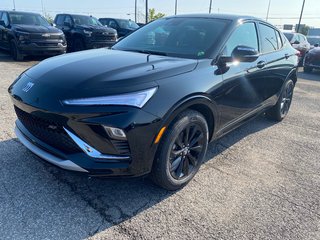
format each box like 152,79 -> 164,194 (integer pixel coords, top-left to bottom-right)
266,79 -> 294,121
151,110 -> 209,190
10,40 -> 24,61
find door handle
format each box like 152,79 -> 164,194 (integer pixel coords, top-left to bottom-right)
257,61 -> 266,69
285,53 -> 290,59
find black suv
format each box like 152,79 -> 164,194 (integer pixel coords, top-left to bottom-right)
99,18 -> 139,37
54,14 -> 117,51
0,11 -> 66,60
10,14 -> 298,190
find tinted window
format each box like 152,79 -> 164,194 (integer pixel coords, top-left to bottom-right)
116,19 -> 139,29
55,15 -> 65,25
283,32 -> 293,42
71,15 -> 102,26
259,24 -> 278,53
99,19 -> 109,26
109,20 -> 118,29
1,12 -> 9,26
64,15 -> 73,25
113,17 -> 230,59
0,12 -> 2,19
224,22 -> 258,56
9,12 -> 49,26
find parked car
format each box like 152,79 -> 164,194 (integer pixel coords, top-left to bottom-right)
9,14 -> 298,190
54,14 -> 117,51
307,36 -> 320,48
283,32 -> 311,65
99,18 -> 139,37
0,10 -> 66,60
303,46 -> 320,73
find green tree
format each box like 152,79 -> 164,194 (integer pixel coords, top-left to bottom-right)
148,8 -> 165,22
44,13 -> 54,24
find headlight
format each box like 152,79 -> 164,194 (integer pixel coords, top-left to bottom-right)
63,87 -> 158,108
16,31 -> 30,41
83,30 -> 92,36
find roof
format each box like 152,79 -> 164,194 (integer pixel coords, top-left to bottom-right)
3,10 -> 41,15
168,13 -> 262,22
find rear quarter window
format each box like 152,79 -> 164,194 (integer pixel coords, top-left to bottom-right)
259,23 -> 278,53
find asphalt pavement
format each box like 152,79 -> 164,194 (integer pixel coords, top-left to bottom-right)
1,50 -> 320,240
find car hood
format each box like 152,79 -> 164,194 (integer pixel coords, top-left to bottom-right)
12,24 -> 62,34
76,24 -> 116,33
10,49 -> 197,109
308,47 -> 320,55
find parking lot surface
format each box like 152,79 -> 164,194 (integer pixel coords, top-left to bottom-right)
1,50 -> 320,240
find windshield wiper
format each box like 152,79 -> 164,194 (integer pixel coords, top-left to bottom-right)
121,49 -> 168,56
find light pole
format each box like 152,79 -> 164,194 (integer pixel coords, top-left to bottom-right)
209,0 -> 213,13
297,0 -> 306,33
13,0 -> 16,10
175,0 -> 178,15
41,0 -> 45,15
135,0 -> 137,22
266,0 -> 271,21
145,0 -> 148,23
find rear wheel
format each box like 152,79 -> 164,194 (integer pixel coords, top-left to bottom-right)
266,79 -> 294,121
10,40 -> 24,61
151,110 -> 209,190
73,38 -> 85,52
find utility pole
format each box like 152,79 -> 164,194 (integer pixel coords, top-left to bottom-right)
145,0 -> 148,23
135,0 -> 137,22
41,0 -> 45,15
266,0 -> 271,21
175,0 -> 178,15
13,0 -> 16,10
209,0 -> 213,13
297,0 -> 306,33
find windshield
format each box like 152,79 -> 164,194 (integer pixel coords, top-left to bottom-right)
283,32 -> 294,41
72,15 -> 102,26
113,17 -> 230,59
117,19 -> 139,29
9,12 -> 50,26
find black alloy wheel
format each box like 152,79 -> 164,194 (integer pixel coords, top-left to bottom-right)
73,38 -> 85,52
266,79 -> 294,121
151,110 -> 209,190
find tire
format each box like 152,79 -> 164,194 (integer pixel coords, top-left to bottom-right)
10,40 -> 24,61
304,66 -> 313,73
266,79 -> 295,122
73,38 -> 85,52
150,110 -> 209,190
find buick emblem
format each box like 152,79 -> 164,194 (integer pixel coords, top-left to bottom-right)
22,82 -> 34,92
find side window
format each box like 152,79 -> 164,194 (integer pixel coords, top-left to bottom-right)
109,20 -> 118,29
275,30 -> 283,49
259,23 -> 278,53
64,15 -> 73,25
0,12 -> 3,20
55,15 -> 65,26
1,12 -> 9,26
100,19 -> 107,26
224,22 -> 258,56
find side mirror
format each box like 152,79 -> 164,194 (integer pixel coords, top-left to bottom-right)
0,20 -> 6,27
63,22 -> 72,28
314,43 -> 319,47
231,45 -> 259,62
293,40 -> 300,44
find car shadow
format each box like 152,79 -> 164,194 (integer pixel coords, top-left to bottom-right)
0,49 -> 50,63
0,115 -> 276,239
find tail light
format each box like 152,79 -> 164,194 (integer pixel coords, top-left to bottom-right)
295,50 -> 302,57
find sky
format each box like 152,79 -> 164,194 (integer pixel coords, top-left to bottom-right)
1,0 -> 320,28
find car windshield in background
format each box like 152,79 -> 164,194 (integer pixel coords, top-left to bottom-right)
283,32 -> 294,41
113,17 -> 230,59
9,12 -> 50,26
72,15 -> 102,26
117,19 -> 139,29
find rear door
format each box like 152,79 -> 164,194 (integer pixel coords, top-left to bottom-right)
256,23 -> 291,104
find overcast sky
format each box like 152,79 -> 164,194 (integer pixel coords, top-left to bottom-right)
1,0 -> 320,28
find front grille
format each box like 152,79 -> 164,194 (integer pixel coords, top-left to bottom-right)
111,140 -> 131,155
93,32 -> 116,41
30,33 -> 63,40
15,106 -> 81,154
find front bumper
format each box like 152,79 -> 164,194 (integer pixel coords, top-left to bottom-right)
12,101 -> 162,177
18,41 -> 67,55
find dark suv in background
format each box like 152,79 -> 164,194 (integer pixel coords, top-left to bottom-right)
54,14 -> 117,52
283,32 -> 311,65
99,18 -> 139,37
0,11 -> 66,60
